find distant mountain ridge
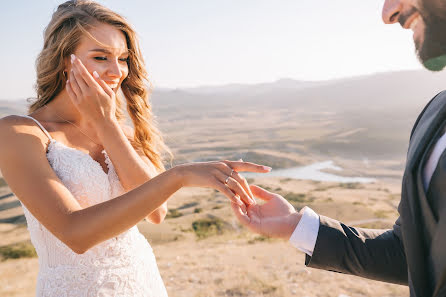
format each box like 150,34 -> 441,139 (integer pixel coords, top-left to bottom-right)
150,70 -> 446,112
166,78 -> 318,96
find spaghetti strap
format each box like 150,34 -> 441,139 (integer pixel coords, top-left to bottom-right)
21,115 -> 53,141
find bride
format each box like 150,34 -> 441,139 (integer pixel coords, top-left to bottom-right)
0,1 -> 270,296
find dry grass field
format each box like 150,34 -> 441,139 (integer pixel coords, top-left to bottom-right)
0,176 -> 409,297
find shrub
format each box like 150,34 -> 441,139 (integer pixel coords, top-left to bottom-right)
178,202 -> 199,210
284,192 -> 308,203
0,241 -> 37,260
247,235 -> 271,244
192,217 -> 225,239
280,178 -> 292,183
339,182 -> 364,189
374,210 -> 390,218
166,209 -> 183,219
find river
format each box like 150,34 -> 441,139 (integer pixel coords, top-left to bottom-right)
245,160 -> 376,183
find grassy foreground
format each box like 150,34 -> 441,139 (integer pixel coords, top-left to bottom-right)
0,177 -> 408,297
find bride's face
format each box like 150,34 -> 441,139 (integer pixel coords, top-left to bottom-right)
68,23 -> 129,93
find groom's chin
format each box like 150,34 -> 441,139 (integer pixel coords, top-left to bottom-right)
417,25 -> 446,71
418,41 -> 446,71
422,54 -> 446,71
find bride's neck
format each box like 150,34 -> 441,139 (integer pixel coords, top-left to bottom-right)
43,90 -> 85,126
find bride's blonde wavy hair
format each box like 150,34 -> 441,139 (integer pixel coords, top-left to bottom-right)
29,0 -> 171,171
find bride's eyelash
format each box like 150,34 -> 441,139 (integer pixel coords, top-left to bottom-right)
93,57 -> 129,62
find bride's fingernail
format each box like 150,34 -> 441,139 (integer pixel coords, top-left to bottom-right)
238,158 -> 243,162
93,71 -> 99,78
70,54 -> 75,63
262,166 -> 272,171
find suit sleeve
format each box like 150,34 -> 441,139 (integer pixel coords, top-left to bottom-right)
305,215 -> 408,285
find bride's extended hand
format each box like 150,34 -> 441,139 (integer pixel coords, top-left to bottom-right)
175,160 -> 271,207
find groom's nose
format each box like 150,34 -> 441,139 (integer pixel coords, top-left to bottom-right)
382,0 -> 403,24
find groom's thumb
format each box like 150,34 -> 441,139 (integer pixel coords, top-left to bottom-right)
250,185 -> 275,201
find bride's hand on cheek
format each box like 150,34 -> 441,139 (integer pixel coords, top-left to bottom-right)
65,54 -> 117,128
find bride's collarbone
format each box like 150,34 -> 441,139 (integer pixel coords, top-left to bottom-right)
49,125 -> 103,154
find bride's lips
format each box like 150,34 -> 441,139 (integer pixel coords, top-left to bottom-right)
105,81 -> 119,90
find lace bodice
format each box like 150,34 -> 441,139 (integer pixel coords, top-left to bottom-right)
19,116 -> 168,297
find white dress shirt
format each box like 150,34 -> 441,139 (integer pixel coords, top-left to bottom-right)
289,132 -> 446,256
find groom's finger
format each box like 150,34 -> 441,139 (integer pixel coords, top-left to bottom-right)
250,185 -> 275,201
230,202 -> 251,225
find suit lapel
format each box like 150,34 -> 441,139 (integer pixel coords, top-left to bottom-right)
407,92 -> 446,169
408,94 -> 446,227
401,91 -> 446,296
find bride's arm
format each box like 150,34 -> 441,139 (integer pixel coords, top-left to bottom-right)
99,122 -> 168,224
0,116 -> 267,254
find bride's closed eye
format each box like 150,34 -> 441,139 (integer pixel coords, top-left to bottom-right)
93,56 -> 129,62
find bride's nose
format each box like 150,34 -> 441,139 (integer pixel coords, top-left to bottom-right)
106,59 -> 123,78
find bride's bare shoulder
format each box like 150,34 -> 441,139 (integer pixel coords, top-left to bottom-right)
1,114 -> 35,130
0,115 -> 49,151
0,114 -> 29,125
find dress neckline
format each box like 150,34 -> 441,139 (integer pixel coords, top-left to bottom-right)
48,139 -> 111,177
22,114 -> 112,177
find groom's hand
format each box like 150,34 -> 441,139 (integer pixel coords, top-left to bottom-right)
231,185 -> 302,240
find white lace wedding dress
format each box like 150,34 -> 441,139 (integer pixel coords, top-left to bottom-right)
19,115 -> 168,297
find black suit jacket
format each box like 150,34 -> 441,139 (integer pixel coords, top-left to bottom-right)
305,91 -> 446,297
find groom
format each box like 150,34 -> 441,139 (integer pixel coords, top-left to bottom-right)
231,1 -> 446,296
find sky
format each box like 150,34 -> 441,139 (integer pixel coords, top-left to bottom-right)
1,0 -> 422,99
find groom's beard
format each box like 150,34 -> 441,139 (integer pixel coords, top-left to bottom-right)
417,3 -> 446,70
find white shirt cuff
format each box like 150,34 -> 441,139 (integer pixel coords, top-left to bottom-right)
289,206 -> 320,256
